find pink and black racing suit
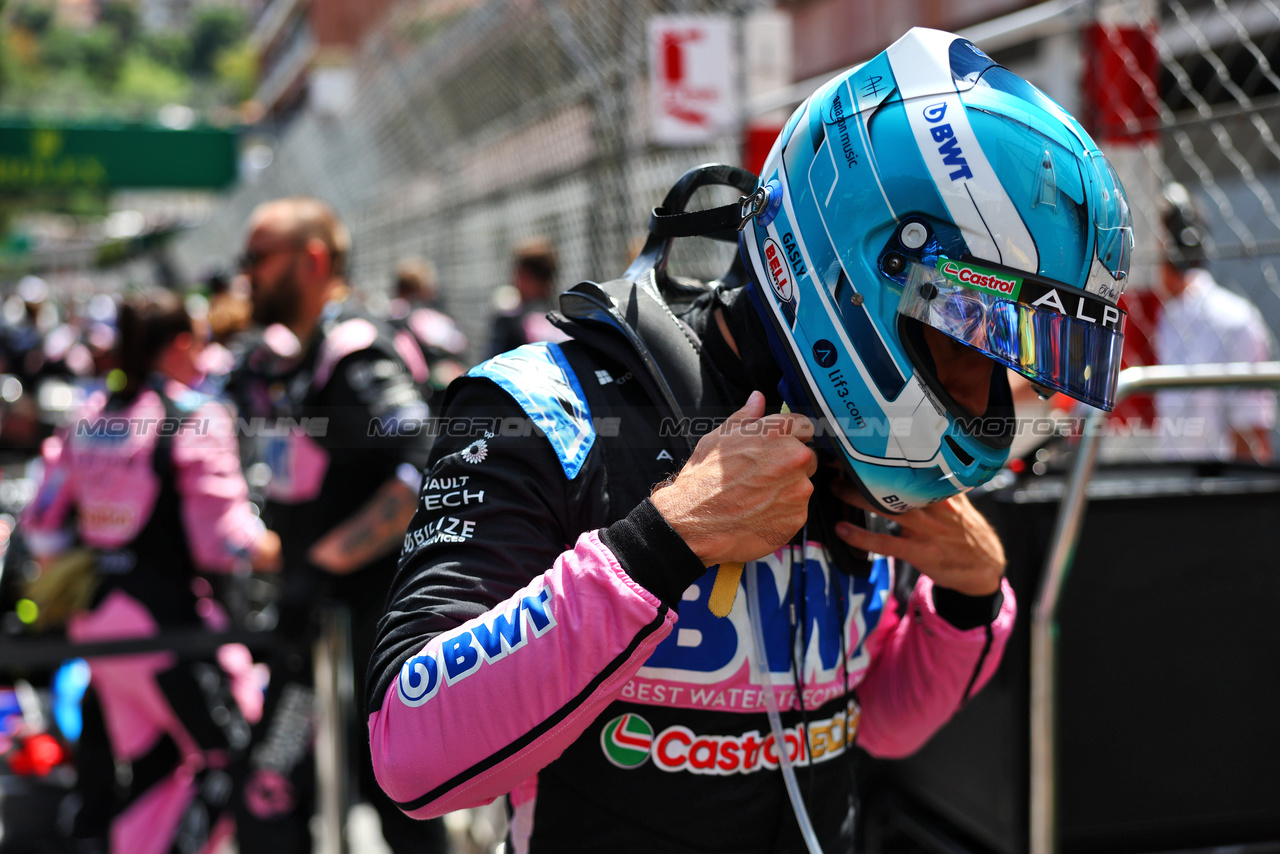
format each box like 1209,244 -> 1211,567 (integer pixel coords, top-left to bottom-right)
367,286 -> 1015,853
24,377 -> 269,854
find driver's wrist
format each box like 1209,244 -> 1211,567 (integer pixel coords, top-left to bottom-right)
931,581 -> 1005,629
600,498 -> 707,608
650,485 -> 720,567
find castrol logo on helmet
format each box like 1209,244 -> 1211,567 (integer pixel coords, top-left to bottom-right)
762,238 -> 794,303
939,260 -> 1023,299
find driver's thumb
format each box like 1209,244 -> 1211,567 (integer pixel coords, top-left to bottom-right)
721,390 -> 765,430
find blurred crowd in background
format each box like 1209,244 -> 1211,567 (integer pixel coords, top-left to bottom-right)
0,236 -> 564,459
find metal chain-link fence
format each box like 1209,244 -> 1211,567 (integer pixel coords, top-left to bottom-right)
1073,0 -> 1280,461
176,0 -> 756,364
174,0 -> 1280,458
1151,0 -> 1280,298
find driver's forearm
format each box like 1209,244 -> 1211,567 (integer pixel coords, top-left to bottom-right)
308,477 -> 418,574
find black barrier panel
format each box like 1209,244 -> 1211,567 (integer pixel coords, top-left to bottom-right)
876,463 -> 1280,853
0,627 -> 276,674
0,777 -> 67,852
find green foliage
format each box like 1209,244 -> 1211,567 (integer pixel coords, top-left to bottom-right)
0,27 -> 11,93
189,5 -> 246,78
9,1 -> 53,37
0,0 -> 253,116
215,40 -> 256,103
0,189 -> 109,219
79,26 -> 124,89
142,31 -> 190,72
117,50 -> 188,104
98,0 -> 139,44
2,65 -> 108,117
37,26 -> 80,70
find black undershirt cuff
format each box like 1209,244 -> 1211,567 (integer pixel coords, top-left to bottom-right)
931,584 -> 1005,631
599,498 -> 707,610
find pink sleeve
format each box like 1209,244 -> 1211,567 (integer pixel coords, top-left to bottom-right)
22,434 -> 78,557
368,529 -> 677,818
171,400 -> 266,571
394,329 -> 431,385
855,574 -> 1016,758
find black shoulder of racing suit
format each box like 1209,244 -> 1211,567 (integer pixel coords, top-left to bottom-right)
552,277 -> 708,452
94,384 -> 201,621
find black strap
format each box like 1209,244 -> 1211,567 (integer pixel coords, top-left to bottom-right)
556,164 -> 758,454
648,203 -> 742,243
151,384 -> 189,483
625,164 -> 757,283
558,278 -> 706,456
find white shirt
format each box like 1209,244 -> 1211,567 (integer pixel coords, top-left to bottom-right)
1155,268 -> 1277,460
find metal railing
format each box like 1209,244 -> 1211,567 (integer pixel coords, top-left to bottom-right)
0,603 -> 355,853
313,605 -> 355,854
0,625 -> 274,671
1030,360 -> 1280,854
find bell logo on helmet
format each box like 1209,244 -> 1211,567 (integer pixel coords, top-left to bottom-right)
939,260 -> 1022,298
763,238 -> 794,303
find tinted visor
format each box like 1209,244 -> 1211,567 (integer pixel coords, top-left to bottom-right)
898,256 -> 1126,410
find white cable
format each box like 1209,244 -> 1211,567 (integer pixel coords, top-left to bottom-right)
746,561 -> 825,854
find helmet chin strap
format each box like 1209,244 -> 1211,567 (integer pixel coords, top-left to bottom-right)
624,164 -> 758,284
648,182 -> 772,241
647,198 -> 744,243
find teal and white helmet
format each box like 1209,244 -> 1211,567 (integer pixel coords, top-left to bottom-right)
740,27 -> 1133,513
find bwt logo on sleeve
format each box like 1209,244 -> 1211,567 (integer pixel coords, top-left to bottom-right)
397,587 -> 557,707
922,102 -> 973,182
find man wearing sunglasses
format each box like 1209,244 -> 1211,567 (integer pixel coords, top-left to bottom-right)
229,197 -> 446,854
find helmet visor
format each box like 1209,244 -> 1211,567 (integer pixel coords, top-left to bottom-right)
898,256 -> 1125,410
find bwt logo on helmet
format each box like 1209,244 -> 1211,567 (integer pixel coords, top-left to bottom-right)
939,260 -> 1022,298
922,102 -> 974,182
763,238 -> 794,302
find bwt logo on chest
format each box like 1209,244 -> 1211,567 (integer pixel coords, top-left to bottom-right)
922,102 -> 973,182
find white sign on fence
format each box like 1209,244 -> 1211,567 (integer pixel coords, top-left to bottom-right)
648,15 -> 739,146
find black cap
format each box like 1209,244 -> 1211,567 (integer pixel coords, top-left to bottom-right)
1161,183 -> 1207,271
